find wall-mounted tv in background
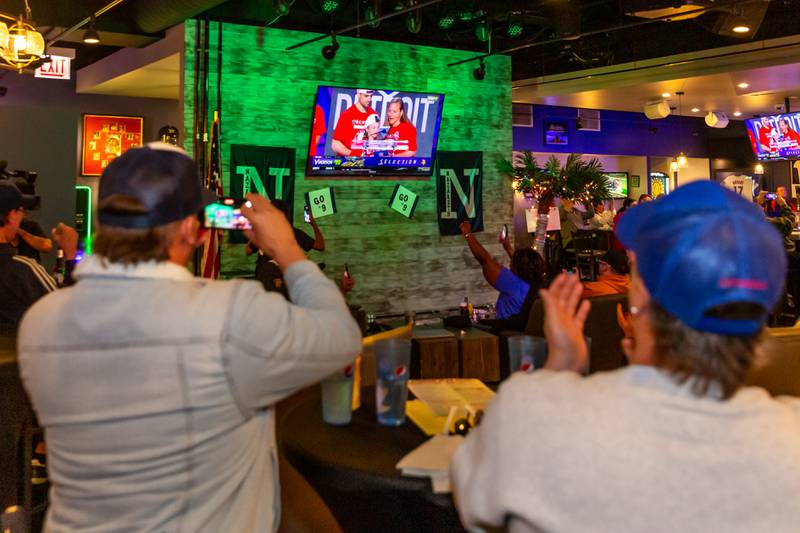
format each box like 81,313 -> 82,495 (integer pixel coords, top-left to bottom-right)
307,86 -> 445,177
745,113 -> 800,161
604,172 -> 629,199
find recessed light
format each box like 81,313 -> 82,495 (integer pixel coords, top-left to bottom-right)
738,82 -> 749,89
733,111 -> 742,117
661,92 -> 671,98
732,24 -> 750,33
691,107 -> 700,113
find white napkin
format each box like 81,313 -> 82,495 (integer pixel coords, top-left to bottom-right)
396,434 -> 464,493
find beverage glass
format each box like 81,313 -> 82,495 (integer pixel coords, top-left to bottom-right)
374,339 -> 411,426
321,363 -> 355,426
507,335 -> 547,375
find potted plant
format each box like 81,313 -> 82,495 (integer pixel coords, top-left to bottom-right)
498,152 -> 609,257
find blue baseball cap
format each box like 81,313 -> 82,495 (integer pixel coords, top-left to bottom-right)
616,180 -> 786,335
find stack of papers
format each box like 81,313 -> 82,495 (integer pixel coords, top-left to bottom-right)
405,379 -> 495,436
396,434 -> 464,493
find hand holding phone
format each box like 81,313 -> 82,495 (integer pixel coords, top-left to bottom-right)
499,224 -> 508,242
240,194 -> 306,268
203,198 -> 253,230
304,205 -> 311,223
344,263 -> 351,279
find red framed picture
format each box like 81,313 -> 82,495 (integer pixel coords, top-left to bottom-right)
81,114 -> 144,176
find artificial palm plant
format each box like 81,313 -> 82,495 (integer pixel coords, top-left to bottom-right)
498,152 -> 610,256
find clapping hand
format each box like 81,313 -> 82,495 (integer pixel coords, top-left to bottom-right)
539,273 -> 591,372
459,220 -> 472,236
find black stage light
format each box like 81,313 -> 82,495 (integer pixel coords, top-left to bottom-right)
473,59 -> 486,80
321,36 -> 339,60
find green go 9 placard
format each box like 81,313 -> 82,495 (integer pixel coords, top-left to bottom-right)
389,184 -> 419,219
304,187 -> 337,219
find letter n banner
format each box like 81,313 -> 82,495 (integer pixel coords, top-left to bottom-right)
229,145 -> 296,243
436,151 -> 483,236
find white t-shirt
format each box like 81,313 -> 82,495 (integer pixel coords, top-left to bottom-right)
451,366 -> 800,533
721,175 -> 755,200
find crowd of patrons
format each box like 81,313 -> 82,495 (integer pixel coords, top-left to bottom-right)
2,147 -> 800,532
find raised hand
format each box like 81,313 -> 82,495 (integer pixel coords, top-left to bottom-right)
539,273 -> 591,372
241,194 -> 305,270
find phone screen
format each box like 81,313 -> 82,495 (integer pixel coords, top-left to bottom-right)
344,263 -> 351,279
303,205 -> 311,223
203,199 -> 252,230
501,224 -> 508,240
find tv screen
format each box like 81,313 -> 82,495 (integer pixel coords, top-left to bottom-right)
604,172 -> 629,199
745,113 -> 800,161
307,86 -> 445,177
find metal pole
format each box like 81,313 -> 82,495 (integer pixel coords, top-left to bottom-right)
285,0 -> 444,51
46,0 -> 126,47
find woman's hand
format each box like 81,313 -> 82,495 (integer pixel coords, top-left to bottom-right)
539,273 -> 591,372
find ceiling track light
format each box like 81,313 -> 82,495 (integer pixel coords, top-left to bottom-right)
274,0 -> 296,17
406,1 -> 422,34
321,35 -> 339,60
474,16 -> 490,42
364,0 -> 381,28
473,58 -> 486,80
506,12 -> 524,38
82,16 -> 100,44
320,0 -> 341,14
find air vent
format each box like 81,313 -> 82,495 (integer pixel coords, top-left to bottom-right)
577,109 -> 601,131
512,103 -> 533,127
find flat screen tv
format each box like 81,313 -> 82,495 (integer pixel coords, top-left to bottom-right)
745,113 -> 800,161
306,86 -> 445,177
604,172 -> 629,199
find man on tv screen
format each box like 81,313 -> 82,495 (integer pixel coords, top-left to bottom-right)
331,89 -> 378,157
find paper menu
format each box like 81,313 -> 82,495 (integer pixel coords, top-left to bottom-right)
408,379 -> 495,417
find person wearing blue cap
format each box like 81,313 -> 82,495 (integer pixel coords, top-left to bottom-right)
451,180 -> 800,532
16,143 -> 361,532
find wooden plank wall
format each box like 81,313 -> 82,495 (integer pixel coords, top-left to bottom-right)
184,21 -> 513,314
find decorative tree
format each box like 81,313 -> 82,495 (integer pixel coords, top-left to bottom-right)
498,152 -> 610,257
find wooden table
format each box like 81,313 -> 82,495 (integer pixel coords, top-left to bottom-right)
411,327 -> 499,381
453,328 -> 500,381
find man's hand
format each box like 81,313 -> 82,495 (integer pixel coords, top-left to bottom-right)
241,194 -> 305,270
539,273 -> 591,372
51,223 -> 78,260
459,220 -> 472,236
340,271 -> 355,295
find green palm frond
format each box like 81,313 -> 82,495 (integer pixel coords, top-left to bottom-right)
497,151 -> 610,203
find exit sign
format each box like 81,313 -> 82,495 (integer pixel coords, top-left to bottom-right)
35,55 -> 71,80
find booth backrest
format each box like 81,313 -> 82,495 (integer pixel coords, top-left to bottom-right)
744,324 -> 800,397
524,293 -> 628,374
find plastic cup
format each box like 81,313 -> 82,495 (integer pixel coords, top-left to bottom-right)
321,364 -> 355,426
507,335 -> 548,375
374,339 -> 411,426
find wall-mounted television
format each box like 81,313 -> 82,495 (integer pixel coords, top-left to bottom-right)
604,172 -> 629,199
307,86 -> 445,177
745,113 -> 800,161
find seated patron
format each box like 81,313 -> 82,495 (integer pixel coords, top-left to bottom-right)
460,220 -> 546,327
17,144 -> 361,531
452,181 -> 800,532
590,200 -> 614,230
581,248 -> 630,298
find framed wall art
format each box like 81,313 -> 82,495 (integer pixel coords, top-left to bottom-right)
81,114 -> 144,176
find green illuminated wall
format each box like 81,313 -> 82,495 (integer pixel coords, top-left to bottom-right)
184,21 -> 512,313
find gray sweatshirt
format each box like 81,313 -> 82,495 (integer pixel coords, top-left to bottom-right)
451,366 -> 800,533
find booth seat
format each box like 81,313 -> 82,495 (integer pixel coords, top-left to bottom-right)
745,321 -> 800,397
499,293 -> 629,379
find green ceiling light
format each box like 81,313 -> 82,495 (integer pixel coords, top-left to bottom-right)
320,0 -> 340,14
506,13 -> 524,38
438,14 -> 455,29
474,17 -> 490,42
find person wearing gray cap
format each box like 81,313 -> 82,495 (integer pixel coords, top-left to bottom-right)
17,144 -> 362,532
0,181 -> 77,330
452,181 -> 800,532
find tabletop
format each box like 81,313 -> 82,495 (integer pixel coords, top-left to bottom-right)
278,386 -> 465,533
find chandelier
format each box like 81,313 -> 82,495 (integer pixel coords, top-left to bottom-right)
0,0 -> 46,73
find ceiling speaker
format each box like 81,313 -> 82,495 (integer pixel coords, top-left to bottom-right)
644,100 -> 671,120
705,111 -> 729,128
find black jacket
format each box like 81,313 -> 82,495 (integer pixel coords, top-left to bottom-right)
0,243 -> 56,329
